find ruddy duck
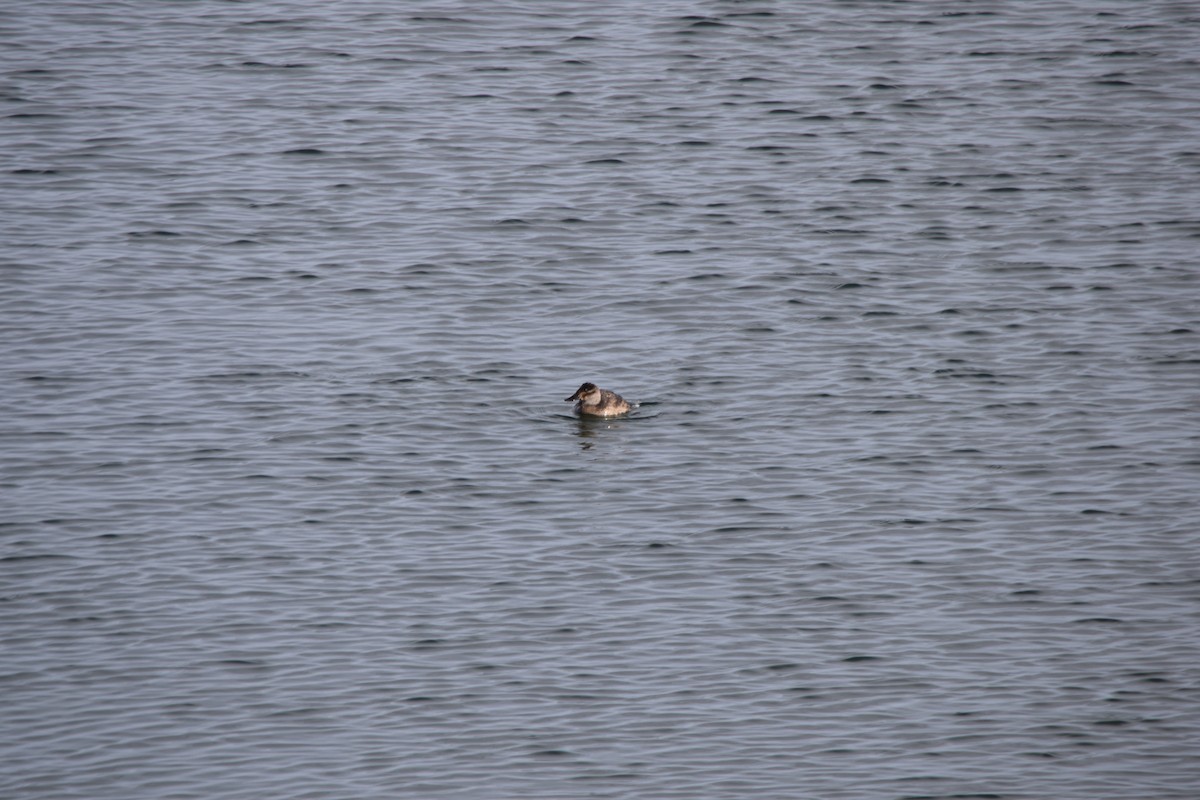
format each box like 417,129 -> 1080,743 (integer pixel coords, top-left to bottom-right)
565,382 -> 632,417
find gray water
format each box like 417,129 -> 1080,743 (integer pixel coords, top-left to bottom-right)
2,2 -> 1199,798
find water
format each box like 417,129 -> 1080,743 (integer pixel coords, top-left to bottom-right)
2,2 -> 1199,798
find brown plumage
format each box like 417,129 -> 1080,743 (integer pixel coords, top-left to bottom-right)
565,382 -> 632,417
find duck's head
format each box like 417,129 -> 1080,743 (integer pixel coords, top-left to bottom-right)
565,382 -> 600,403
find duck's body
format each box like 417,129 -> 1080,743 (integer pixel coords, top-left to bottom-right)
565,382 -> 632,417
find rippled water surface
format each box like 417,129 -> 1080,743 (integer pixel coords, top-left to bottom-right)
3,2 -> 1199,798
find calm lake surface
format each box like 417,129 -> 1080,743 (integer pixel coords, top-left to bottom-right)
2,2 -> 1198,798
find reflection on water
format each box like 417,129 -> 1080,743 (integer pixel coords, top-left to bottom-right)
571,413 -> 631,448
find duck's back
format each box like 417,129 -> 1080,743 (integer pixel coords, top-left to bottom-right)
595,389 -> 631,415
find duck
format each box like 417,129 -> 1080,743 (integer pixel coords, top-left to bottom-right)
565,382 -> 632,417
